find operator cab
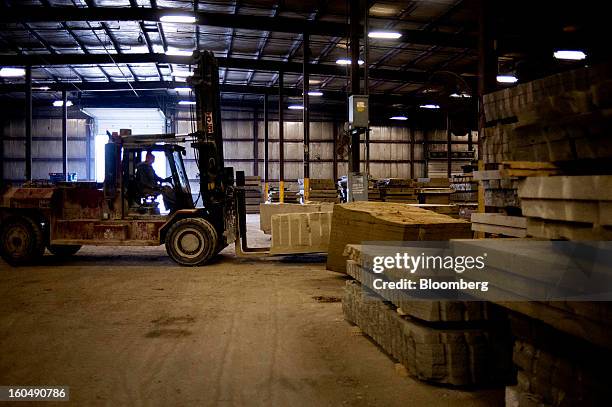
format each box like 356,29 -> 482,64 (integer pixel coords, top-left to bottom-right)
122,142 -> 194,216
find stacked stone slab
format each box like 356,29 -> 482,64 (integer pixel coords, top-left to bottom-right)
342,280 -> 512,386
299,178 -> 340,203
259,202 -> 334,234
326,202 -> 472,274
270,212 -> 332,255
244,176 -> 263,214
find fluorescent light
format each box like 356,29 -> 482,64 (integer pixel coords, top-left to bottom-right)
0,67 -> 25,77
52,100 -> 73,107
288,105 -> 304,110
390,116 -> 408,121
35,86 -> 51,91
554,50 -> 587,61
178,101 -> 196,105
419,104 -> 440,109
497,75 -> 518,84
335,58 -> 365,66
173,87 -> 192,93
165,48 -> 193,56
307,91 -> 323,96
160,15 -> 197,24
368,31 -> 402,39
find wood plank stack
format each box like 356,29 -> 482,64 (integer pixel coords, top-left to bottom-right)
376,178 -> 418,203
299,178 -> 340,203
342,275 -> 512,386
518,175 -> 612,240
244,176 -> 263,214
326,202 -> 472,273
415,178 -> 452,205
470,213 -> 527,237
268,187 -> 300,203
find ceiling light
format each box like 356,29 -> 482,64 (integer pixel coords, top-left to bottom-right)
390,116 -> 408,121
554,50 -> 587,61
336,58 -> 364,66
450,92 -> 471,98
497,75 -> 518,84
307,91 -> 323,96
172,71 -> 194,77
368,31 -> 402,39
35,86 -> 51,91
178,101 -> 196,105
165,48 -> 193,57
288,105 -> 304,110
173,87 -> 192,93
309,79 -> 321,85
0,67 -> 25,77
53,100 -> 73,107
419,104 -> 440,109
160,15 -> 197,24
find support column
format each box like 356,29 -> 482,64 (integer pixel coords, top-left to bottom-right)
263,93 -> 269,200
302,32 -> 310,201
478,0 -> 497,215
0,117 -> 4,187
62,90 -> 68,180
278,70 -> 285,203
410,126 -> 415,178
447,114 -> 452,178
349,0 -> 361,173
423,129 -> 429,178
332,122 -> 338,181
25,66 -> 32,181
253,108 -> 259,176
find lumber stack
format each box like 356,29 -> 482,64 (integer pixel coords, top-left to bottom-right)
482,62 -> 612,166
342,277 -> 512,386
415,178 -> 452,205
326,202 -> 472,273
518,175 -> 612,240
470,213 -> 527,237
268,187 -> 300,203
376,178 -> 418,203
299,178 -> 340,203
244,176 -> 263,214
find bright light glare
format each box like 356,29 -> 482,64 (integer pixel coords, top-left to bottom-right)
554,50 -> 587,60
53,100 -> 73,107
419,104 -> 440,109
368,31 -> 402,39
307,91 -> 323,96
172,71 -> 194,77
173,87 -> 192,93
160,15 -> 197,24
165,48 -> 193,56
336,58 -> 365,65
390,116 -> 408,120
450,93 -> 471,98
0,67 -> 25,77
178,101 -> 196,105
497,75 -> 518,84
288,105 -> 304,110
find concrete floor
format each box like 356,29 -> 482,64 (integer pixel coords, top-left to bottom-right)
0,215 -> 503,406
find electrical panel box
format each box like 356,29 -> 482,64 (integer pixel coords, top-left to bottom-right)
347,172 -> 368,202
348,95 -> 369,128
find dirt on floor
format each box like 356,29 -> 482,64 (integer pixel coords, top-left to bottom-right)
0,215 -> 504,407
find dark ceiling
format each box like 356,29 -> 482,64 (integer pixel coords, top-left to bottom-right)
0,0 -> 607,121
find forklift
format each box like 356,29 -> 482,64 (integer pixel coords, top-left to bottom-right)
0,51 -> 266,266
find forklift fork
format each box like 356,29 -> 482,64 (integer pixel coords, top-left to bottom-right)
234,171 -> 270,257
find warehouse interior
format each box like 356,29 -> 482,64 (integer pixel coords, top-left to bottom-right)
0,0 -> 610,406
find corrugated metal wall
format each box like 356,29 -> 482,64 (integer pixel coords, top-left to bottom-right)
2,117 -> 93,182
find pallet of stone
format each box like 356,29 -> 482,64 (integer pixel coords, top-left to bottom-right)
326,202 -> 472,273
268,189 -> 300,204
505,313 -> 612,407
342,280 -> 512,386
381,188 -> 418,203
474,170 -> 521,210
259,202 -> 334,234
518,175 -> 612,239
343,248 -> 496,322
270,212 -> 332,255
470,213 -> 527,237
417,188 -> 452,205
450,175 -> 478,203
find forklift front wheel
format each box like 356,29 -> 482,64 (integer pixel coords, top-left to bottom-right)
0,215 -> 45,266
165,218 -> 219,266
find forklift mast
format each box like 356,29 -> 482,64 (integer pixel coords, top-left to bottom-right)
188,51 -> 233,209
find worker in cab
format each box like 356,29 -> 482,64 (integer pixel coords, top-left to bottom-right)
136,151 -> 176,212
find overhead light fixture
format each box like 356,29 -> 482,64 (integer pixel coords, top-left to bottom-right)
419,104 -> 440,109
307,91 -> 323,96
450,92 -> 471,98
554,50 -> 587,61
165,48 -> 193,56
335,58 -> 364,66
52,100 -> 73,107
309,79 -> 321,85
160,15 -> 197,24
0,67 -> 26,77
390,116 -> 408,121
178,100 -> 196,105
35,86 -> 51,91
368,31 -> 402,39
497,75 -> 518,84
173,87 -> 192,93
172,71 -> 194,77
288,105 -> 304,110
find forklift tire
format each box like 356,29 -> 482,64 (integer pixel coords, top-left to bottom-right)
48,244 -> 82,257
165,218 -> 219,266
0,215 -> 45,266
